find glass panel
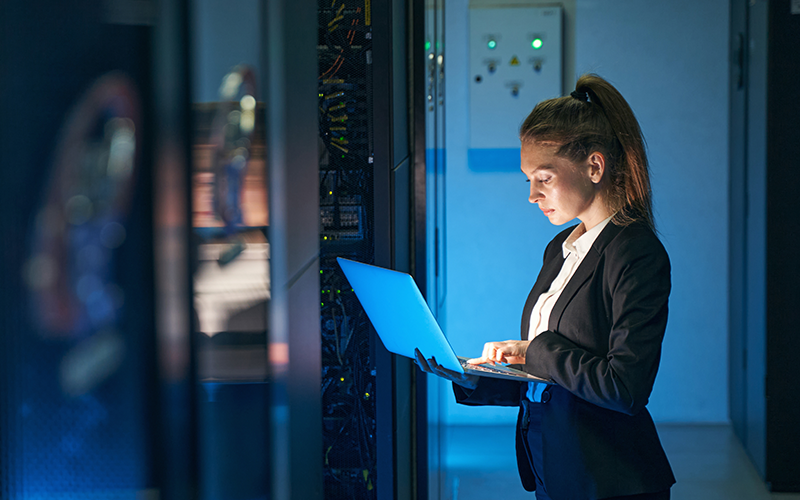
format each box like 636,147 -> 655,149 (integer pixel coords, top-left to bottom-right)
190,2 -> 270,499
3,4 -> 157,498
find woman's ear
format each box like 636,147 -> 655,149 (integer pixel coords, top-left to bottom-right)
587,152 -> 606,184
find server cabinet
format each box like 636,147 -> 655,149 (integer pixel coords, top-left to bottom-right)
729,0 -> 800,491
317,0 -> 427,498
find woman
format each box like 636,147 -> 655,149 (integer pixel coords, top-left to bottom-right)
416,74 -> 675,500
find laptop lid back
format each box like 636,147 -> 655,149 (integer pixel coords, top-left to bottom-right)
337,258 -> 462,373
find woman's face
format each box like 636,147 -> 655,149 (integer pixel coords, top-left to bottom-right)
520,141 -> 608,228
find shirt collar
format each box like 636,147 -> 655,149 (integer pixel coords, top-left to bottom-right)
562,214 -> 615,259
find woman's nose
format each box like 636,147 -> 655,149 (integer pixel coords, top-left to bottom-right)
529,187 -> 542,204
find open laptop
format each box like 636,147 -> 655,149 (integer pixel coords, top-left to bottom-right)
337,257 -> 549,383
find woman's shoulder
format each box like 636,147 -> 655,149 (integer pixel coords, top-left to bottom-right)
600,221 -> 671,296
603,220 -> 669,266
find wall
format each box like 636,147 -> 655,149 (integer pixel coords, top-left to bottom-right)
438,0 -> 730,424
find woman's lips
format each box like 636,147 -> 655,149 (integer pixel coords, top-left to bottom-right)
541,208 -> 554,216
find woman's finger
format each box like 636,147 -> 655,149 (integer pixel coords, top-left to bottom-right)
495,348 -> 505,363
466,354 -> 495,365
472,342 -> 495,365
415,348 -> 432,373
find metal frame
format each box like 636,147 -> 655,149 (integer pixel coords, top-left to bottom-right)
373,0 -> 429,497
263,0 -> 323,499
152,0 -> 200,496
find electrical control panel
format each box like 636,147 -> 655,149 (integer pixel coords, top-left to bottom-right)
468,6 -> 562,149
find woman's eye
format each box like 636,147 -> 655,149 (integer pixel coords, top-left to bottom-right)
539,177 -> 552,184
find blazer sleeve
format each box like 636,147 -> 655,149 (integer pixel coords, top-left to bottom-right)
524,228 -> 670,415
452,377 -> 522,407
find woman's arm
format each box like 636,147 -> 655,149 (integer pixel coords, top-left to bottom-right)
525,229 -> 671,415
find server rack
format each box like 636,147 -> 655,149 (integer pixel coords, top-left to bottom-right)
317,0 -> 427,498
317,2 -> 378,497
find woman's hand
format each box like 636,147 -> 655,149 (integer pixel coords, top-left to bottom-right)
467,340 -> 531,366
414,348 -> 479,390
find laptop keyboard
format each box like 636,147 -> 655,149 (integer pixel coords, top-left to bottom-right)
461,359 -> 514,375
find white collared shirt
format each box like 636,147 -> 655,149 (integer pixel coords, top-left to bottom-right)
526,215 -> 614,402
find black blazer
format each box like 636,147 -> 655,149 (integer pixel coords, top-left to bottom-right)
454,221 -> 676,500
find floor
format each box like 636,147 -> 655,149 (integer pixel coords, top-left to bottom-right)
442,424 -> 800,500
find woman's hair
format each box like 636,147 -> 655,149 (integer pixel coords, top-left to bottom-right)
519,74 -> 653,229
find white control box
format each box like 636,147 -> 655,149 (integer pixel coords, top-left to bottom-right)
468,6 -> 562,149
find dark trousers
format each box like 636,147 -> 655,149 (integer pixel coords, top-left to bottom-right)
522,401 -> 671,500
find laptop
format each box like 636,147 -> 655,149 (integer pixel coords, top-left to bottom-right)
337,257 -> 549,383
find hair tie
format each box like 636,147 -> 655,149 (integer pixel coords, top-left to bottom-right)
570,90 -> 589,102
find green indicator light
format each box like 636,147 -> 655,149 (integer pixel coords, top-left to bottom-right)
487,39 -> 497,50
425,41 -> 431,51
532,38 -> 543,50
337,289 -> 341,293
320,270 -> 323,274
321,302 -> 325,306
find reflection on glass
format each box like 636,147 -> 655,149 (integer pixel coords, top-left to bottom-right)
192,65 -> 269,383
20,71 -> 149,496
191,9 -> 270,494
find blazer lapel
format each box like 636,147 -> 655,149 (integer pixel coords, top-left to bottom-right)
548,222 -> 623,331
